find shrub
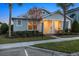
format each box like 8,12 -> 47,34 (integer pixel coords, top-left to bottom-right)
14,31 -> 27,37
14,31 -> 43,37
71,20 -> 79,33
1,23 -> 8,34
65,29 -> 69,32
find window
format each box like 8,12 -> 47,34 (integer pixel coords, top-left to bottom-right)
70,14 -> 75,18
54,21 -> 62,31
33,21 -> 37,30
28,21 -> 37,30
18,20 -> 21,25
43,11 -> 45,14
28,21 -> 33,30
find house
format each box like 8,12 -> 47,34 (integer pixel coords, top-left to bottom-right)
12,7 -> 72,34
67,7 -> 79,22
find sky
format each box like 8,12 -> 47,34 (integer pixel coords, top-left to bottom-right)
0,3 -> 79,24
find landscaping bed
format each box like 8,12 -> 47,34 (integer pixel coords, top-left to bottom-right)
0,35 -> 55,44
33,40 -> 79,53
55,35 -> 79,38
54,32 -> 79,38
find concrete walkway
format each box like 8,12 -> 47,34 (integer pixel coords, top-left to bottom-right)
0,37 -> 79,50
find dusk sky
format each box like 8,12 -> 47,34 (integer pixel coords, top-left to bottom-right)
0,3 -> 79,23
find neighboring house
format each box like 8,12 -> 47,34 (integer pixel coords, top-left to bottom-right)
12,7 -> 72,34
67,7 -> 79,22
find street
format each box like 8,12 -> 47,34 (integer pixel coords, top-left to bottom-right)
0,47 -> 52,56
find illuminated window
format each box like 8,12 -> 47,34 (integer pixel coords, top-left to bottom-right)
28,21 -> 33,30
54,21 -> 62,31
33,21 -> 37,30
28,21 -> 37,30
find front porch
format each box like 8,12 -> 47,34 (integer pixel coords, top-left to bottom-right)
43,20 -> 63,34
26,19 -> 63,34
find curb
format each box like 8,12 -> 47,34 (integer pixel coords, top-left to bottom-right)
26,46 -> 79,56
26,46 -> 70,56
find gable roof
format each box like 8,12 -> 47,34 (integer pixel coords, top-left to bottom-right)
12,7 -> 51,20
12,8 -> 73,21
44,10 -> 73,21
22,7 -> 51,19
67,7 -> 79,14
12,17 -> 26,20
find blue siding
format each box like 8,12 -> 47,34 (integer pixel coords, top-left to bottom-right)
13,20 -> 27,31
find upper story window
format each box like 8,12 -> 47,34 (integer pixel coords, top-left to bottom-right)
17,20 -> 21,25
70,14 -> 76,18
43,11 -> 45,14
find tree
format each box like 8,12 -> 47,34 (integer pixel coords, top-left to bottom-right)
71,20 -> 79,33
8,3 -> 23,37
1,23 -> 8,34
28,7 -> 42,31
8,3 -> 12,37
56,3 -> 74,32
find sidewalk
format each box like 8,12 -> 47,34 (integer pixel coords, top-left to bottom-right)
0,37 -> 79,49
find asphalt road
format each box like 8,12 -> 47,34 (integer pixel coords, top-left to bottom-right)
0,47 -> 78,56
0,48 -> 26,56
25,47 -> 52,56
0,47 -> 52,56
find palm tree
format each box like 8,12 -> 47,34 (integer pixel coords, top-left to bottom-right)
9,3 -> 12,37
56,3 -> 74,32
8,3 -> 23,37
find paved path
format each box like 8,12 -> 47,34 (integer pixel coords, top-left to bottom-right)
0,37 -> 79,50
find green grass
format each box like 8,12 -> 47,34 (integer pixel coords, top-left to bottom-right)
0,35 -> 54,44
33,40 -> 79,53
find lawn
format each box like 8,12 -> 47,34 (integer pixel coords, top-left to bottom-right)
0,35 -> 55,44
33,40 -> 79,53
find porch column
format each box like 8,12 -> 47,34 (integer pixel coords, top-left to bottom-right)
52,20 -> 55,34
41,20 -> 44,34
62,21 -> 64,30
